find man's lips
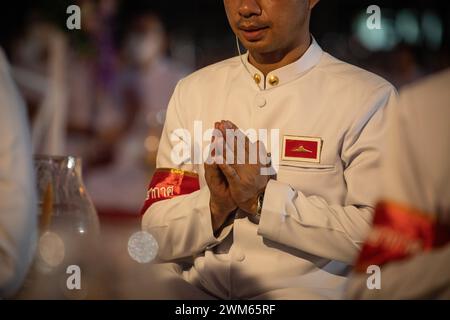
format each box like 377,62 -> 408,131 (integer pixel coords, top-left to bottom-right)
238,25 -> 269,41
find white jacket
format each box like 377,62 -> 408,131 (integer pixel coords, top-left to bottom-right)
142,38 -> 397,299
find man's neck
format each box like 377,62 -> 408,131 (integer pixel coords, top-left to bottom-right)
248,34 -> 312,76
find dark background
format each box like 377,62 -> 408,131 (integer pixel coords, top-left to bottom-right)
1,0 -> 449,79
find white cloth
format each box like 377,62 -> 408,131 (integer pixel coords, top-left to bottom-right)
12,34 -> 68,156
346,69 -> 450,299
142,38 -> 396,299
0,48 -> 37,297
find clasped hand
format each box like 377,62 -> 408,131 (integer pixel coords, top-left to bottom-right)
205,120 -> 273,231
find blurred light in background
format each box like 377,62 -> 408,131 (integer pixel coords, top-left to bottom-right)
354,12 -> 398,51
127,230 -> 159,264
155,109 -> 167,126
395,9 -> 420,45
354,8 -> 445,52
422,11 -> 443,50
38,231 -> 65,268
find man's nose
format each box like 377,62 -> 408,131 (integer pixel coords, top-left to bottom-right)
238,0 -> 262,18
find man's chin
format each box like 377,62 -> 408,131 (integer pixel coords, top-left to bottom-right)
240,39 -> 272,55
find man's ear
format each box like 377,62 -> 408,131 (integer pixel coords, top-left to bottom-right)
308,0 -> 320,10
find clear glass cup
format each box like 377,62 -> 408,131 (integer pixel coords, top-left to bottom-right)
16,155 -> 100,299
34,155 -> 99,239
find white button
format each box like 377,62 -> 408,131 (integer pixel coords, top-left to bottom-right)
255,96 -> 266,108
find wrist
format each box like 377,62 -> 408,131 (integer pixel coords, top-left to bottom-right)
210,198 -> 235,231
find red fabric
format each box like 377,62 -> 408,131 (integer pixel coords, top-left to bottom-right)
140,168 -> 200,215
354,201 -> 450,272
284,139 -> 318,159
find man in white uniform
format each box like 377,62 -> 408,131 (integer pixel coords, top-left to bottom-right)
140,0 -> 396,299
346,69 -> 450,299
0,48 -> 37,298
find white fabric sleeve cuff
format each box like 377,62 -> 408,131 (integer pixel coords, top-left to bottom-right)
142,187 -> 233,260
257,179 -> 296,242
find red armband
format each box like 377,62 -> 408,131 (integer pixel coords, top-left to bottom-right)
354,201 -> 450,272
140,168 -> 200,215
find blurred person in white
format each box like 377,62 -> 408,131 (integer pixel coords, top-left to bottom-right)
346,69 -> 450,299
10,19 -> 68,156
85,12 -> 188,215
0,48 -> 37,297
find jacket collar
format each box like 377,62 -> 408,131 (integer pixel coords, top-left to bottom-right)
242,36 -> 323,90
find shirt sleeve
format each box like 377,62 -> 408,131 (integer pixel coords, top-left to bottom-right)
345,244 -> 450,299
257,85 -> 397,264
141,80 -> 233,261
0,49 -> 37,298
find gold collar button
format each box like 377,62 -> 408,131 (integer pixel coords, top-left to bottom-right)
253,73 -> 261,85
268,75 -> 279,86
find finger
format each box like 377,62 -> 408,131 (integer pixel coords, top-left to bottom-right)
221,122 -> 245,165
211,122 -> 221,143
222,120 -> 242,143
208,140 -> 215,161
208,122 -> 222,163
218,121 -> 227,141
234,129 -> 248,165
218,163 -> 240,183
224,120 -> 238,130
220,122 -> 236,165
225,121 -> 251,163
241,137 -> 259,165
215,153 -> 225,166
206,133 -> 219,164
214,136 -> 224,157
204,162 -> 218,173
216,124 -> 226,162
204,163 -> 217,183
224,141 -> 236,165
204,162 -> 225,184
225,134 -> 245,165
